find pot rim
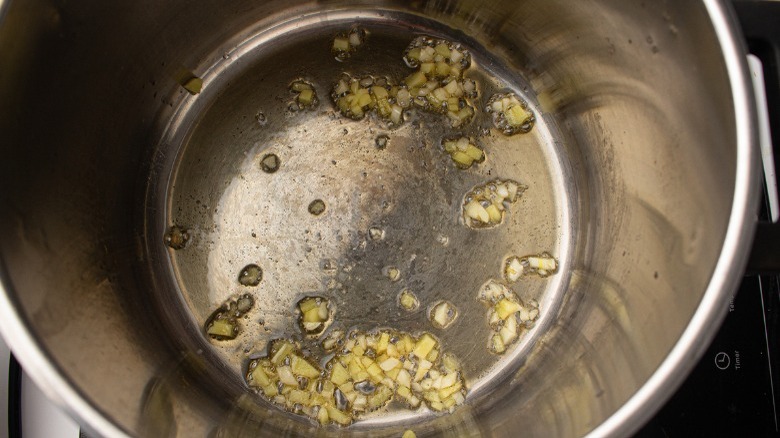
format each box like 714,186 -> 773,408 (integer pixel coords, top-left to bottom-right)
0,0 -> 760,437
587,0 -> 760,436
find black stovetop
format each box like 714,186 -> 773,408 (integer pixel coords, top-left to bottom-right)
637,274 -> 779,437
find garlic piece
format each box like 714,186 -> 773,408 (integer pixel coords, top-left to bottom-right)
485,92 -> 535,135
476,280 -> 541,355
504,256 -> 525,283
332,27 -> 367,60
507,253 -> 559,278
296,296 -> 331,335
384,266 -> 401,282
398,289 -> 420,311
429,301 -> 458,329
246,329 -> 467,426
289,79 -> 318,110
442,136 -> 485,169
462,179 -> 527,229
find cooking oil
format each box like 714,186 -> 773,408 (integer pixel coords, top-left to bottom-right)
164,15 -> 571,428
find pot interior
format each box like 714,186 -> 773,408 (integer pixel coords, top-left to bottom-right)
0,1 -> 747,437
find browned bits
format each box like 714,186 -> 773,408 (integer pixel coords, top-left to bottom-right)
164,225 -> 190,249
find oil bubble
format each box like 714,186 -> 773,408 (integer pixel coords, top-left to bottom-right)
238,264 -> 263,286
260,153 -> 280,173
308,199 -> 326,216
375,134 -> 389,149
398,289 -> 420,311
255,111 -> 268,126
164,225 -> 190,249
383,266 -> 401,282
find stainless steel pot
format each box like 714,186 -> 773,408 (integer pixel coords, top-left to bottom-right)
0,0 -> 759,437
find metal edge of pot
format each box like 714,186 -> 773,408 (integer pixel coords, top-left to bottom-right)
0,5 -> 130,438
587,0 -> 761,437
0,0 -> 761,437
0,285 -> 131,438
0,0 -> 7,23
